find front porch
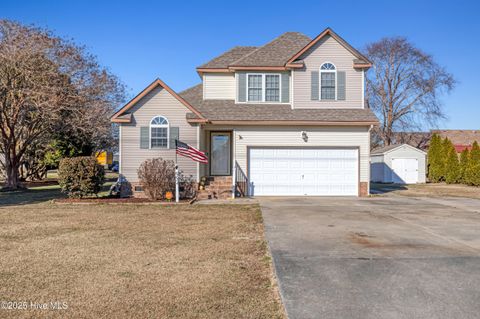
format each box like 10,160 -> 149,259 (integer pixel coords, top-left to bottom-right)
197,128 -> 248,199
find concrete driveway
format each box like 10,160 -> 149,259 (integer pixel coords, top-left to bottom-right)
259,196 -> 480,319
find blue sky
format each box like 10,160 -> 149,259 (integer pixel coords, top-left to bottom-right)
2,0 -> 479,129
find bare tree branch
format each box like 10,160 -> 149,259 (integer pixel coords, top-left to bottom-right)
0,20 -> 126,188
364,37 -> 455,146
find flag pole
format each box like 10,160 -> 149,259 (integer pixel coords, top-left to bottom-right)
175,139 -> 179,203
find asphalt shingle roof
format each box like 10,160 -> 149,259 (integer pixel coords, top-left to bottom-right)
230,32 -> 312,67
198,32 -> 311,69
180,84 -> 378,123
198,46 -> 258,69
371,144 -> 405,155
431,130 -> 480,146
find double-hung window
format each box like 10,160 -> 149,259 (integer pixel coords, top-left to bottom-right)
247,74 -> 281,102
247,74 -> 263,102
320,62 -> 336,100
150,116 -> 169,148
265,75 -> 280,102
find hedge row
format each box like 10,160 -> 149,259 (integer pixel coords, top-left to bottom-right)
428,134 -> 480,186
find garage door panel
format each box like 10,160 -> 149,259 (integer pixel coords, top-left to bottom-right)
249,148 -> 359,196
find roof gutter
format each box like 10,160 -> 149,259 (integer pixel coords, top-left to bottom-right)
199,120 -> 379,126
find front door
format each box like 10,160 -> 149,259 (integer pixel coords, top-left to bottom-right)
210,132 -> 231,176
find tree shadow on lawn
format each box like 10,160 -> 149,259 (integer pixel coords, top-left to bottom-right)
0,181 -> 114,207
0,185 -> 65,207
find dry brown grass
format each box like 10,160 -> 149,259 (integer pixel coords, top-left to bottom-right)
0,202 -> 285,319
372,182 -> 480,199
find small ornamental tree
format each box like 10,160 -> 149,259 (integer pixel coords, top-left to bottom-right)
470,141 -> 480,162
137,158 -> 176,200
427,134 -> 443,182
58,157 -> 105,198
438,137 -> 452,181
459,149 -> 470,184
465,141 -> 480,186
445,142 -> 460,184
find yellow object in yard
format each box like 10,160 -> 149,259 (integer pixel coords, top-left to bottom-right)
96,151 -> 113,165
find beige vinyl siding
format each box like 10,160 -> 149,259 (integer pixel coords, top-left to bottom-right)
120,86 -> 198,182
201,125 -> 370,182
203,73 -> 235,100
292,35 -> 363,109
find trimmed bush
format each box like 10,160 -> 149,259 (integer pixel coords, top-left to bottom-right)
465,141 -> 480,186
445,142 -> 460,184
137,158 -> 176,200
58,156 -> 105,198
470,141 -> 480,162
427,134 -> 443,182
459,149 -> 470,184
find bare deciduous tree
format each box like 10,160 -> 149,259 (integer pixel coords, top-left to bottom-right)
0,20 -> 125,189
365,37 -> 455,146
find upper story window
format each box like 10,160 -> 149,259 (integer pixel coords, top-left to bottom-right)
265,75 -> 280,102
320,62 -> 336,100
150,116 -> 169,148
247,73 -> 281,102
248,74 -> 262,101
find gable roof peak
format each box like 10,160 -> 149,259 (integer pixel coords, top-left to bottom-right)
287,27 -> 372,67
111,78 -> 206,123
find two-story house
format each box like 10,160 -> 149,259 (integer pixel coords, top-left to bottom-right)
111,28 -> 378,198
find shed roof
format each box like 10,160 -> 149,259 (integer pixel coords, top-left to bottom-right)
371,144 -> 427,156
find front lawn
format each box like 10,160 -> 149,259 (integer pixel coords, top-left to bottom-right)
0,201 -> 284,318
371,182 -> 480,199
0,171 -> 118,206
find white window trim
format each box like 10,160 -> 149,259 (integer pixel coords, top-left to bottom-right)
149,116 -> 170,149
320,62 -> 337,101
245,73 -> 284,103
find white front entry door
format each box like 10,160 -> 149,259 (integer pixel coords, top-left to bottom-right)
249,148 -> 359,196
391,158 -> 418,184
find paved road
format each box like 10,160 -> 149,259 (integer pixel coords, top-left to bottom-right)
259,196 -> 480,319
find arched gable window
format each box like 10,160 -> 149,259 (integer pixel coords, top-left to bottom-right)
150,116 -> 169,148
320,62 -> 336,100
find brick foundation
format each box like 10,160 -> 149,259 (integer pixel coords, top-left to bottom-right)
128,182 -> 199,199
129,182 -> 148,198
359,182 -> 369,197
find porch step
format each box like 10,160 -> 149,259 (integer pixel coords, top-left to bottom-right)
197,176 -> 233,200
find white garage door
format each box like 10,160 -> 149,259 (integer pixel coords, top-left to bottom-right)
391,158 -> 418,184
249,148 -> 359,196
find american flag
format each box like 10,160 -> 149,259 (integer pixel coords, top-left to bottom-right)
175,140 -> 208,164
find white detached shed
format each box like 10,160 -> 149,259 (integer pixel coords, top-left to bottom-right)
371,144 -> 426,184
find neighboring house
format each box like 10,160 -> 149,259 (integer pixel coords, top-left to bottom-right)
371,144 -> 426,184
431,130 -> 480,153
112,28 -> 378,198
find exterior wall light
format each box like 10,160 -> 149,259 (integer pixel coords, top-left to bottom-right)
302,131 -> 308,142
